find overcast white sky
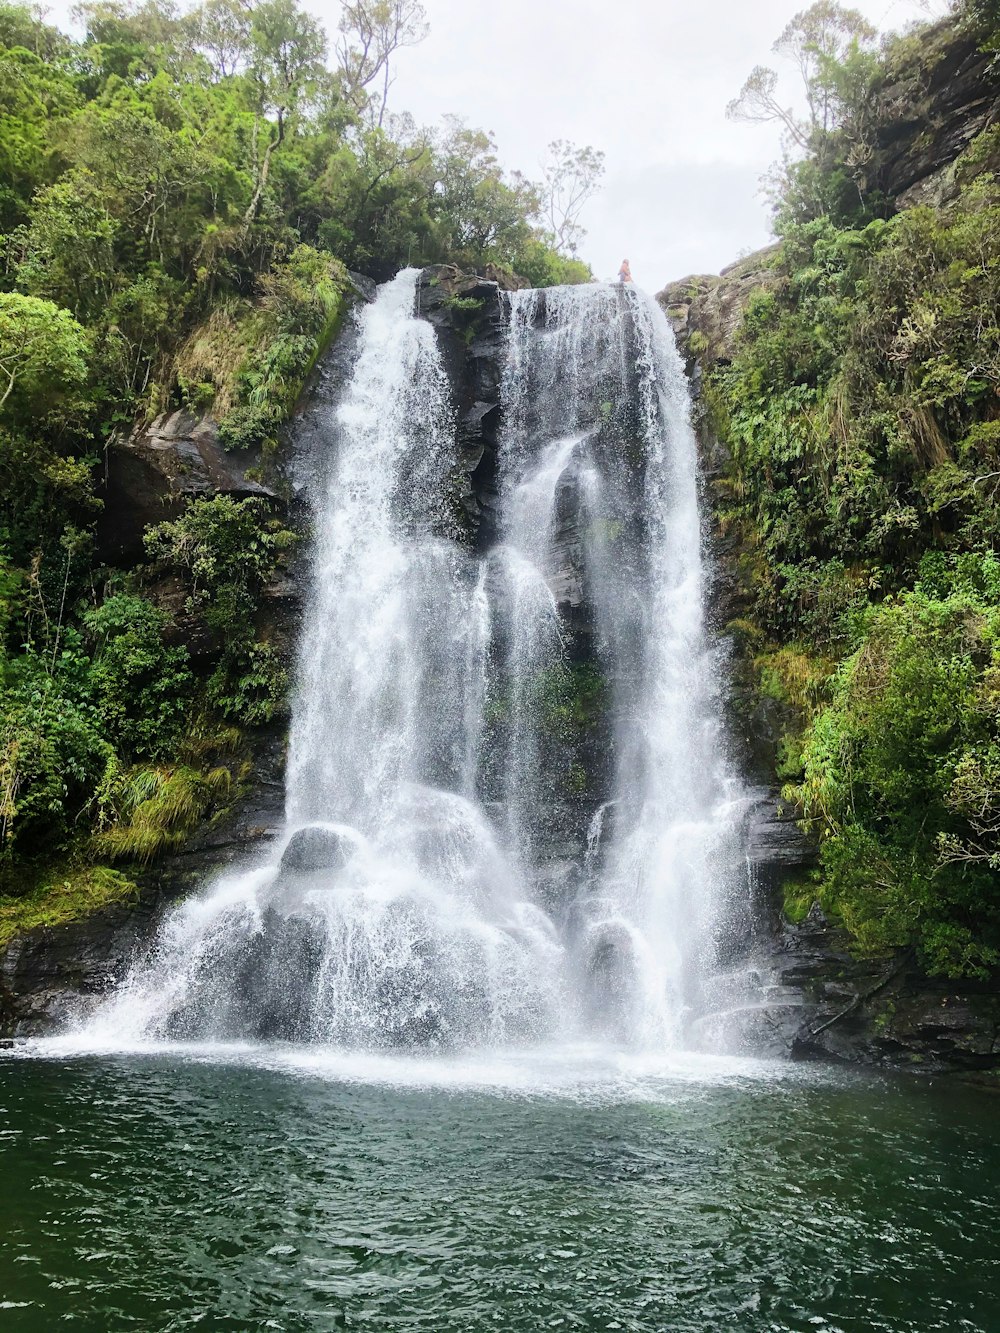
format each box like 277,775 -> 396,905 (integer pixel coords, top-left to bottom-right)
47,0 -> 940,288
360,0 -> 937,288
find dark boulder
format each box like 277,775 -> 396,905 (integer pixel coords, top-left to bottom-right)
279,825 -> 354,875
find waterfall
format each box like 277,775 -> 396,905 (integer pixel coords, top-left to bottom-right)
79,269 -> 750,1053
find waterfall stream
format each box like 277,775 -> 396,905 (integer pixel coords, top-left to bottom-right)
80,269 -> 751,1053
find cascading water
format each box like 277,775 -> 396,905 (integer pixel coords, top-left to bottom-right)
495,285 -> 747,1046
79,269 -> 752,1053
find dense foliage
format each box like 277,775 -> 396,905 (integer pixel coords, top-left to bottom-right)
717,0 -> 1000,975
0,0 -> 592,909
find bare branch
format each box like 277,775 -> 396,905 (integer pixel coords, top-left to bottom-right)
337,0 -> 428,128
539,139 -> 605,257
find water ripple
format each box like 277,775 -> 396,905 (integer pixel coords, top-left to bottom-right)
1,1051 -> 998,1331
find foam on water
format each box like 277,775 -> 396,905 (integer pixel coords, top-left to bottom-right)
9,1033 -> 833,1104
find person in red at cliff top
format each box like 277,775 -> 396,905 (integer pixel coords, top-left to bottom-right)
618,258 -> 633,284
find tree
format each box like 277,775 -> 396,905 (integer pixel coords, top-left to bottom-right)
185,0 -> 251,76
0,2 -> 73,60
336,0 -> 427,128
0,39 -> 81,229
539,139 -> 604,257
727,1 -> 877,147
73,0 -> 189,80
240,0 -> 329,234
432,117 -> 539,267
0,293 -> 89,423
313,125 -> 433,273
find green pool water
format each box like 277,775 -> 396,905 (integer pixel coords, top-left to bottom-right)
1,1045 -> 998,1332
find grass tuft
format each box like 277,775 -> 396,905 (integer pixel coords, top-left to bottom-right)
0,865 -> 138,948
94,763 -> 232,865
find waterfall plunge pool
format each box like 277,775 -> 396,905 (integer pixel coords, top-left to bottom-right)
2,1045 -> 998,1332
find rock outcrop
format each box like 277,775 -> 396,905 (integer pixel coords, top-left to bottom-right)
866,22 -> 1000,209
279,825 -> 352,875
98,410 -> 276,564
776,907 -> 1000,1074
657,244 -> 781,371
416,265 -> 513,545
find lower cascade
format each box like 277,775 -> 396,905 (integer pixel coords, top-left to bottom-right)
84,269 -> 752,1052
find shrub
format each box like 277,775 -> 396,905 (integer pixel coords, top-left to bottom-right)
145,495 -> 295,725
85,594 -> 194,760
0,649 -> 113,859
793,572 -> 1000,976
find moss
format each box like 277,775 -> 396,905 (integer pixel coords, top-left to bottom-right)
698,377 -> 731,439
293,291 -> 347,409
0,864 -> 138,947
537,663 -> 607,738
588,515 -> 622,544
755,645 -> 834,713
782,876 -> 818,923
443,293 -> 486,347
443,294 -> 485,313
725,617 -> 766,648
871,999 -> 896,1033
688,329 -> 710,355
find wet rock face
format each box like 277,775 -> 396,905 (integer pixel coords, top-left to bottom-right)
745,788 -> 817,879
697,897 -> 1000,1074
417,266 -> 513,548
0,725 -> 288,1038
769,906 -> 1000,1074
162,905 -> 327,1044
0,895 -> 163,1037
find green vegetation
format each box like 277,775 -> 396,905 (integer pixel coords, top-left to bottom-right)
144,494 -> 297,724
94,760 -> 234,864
536,663 -> 607,740
795,566 -> 1000,976
718,0 -> 1000,976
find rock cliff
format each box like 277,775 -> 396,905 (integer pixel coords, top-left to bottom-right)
7,229 -> 997,1073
